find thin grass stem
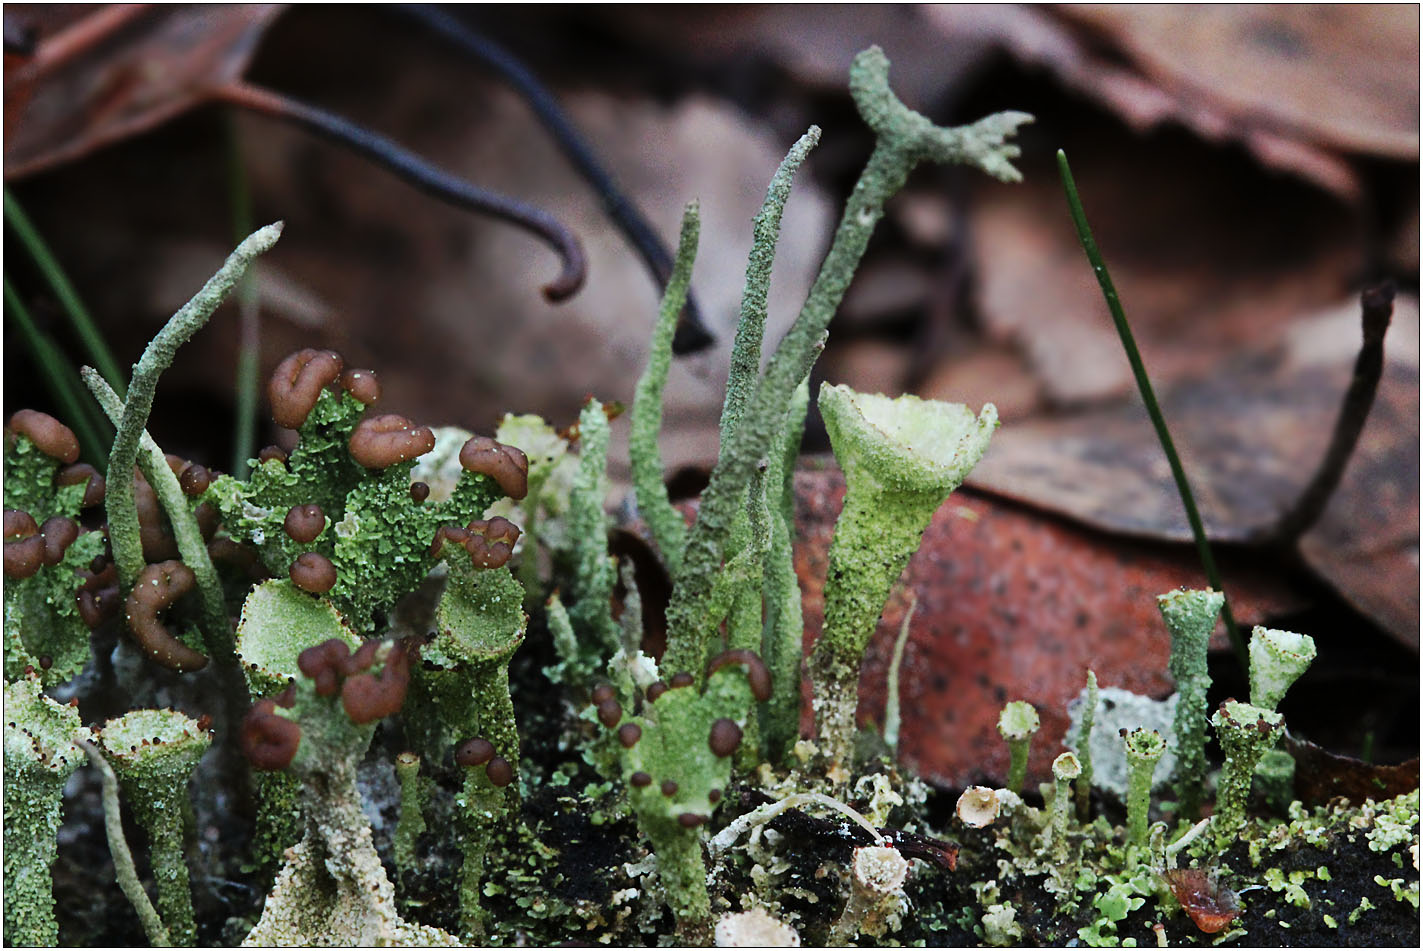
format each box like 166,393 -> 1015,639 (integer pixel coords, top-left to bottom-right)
3,276 -> 111,464
1056,149 -> 1245,667
4,189 -> 127,395
226,115 -> 262,478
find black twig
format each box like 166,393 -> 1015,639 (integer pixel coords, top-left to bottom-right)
214,81 -> 586,303
1267,282 -> 1395,544
396,3 -> 715,354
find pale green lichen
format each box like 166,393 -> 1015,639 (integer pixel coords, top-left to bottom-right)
3,676 -> 85,946
1248,625 -> 1316,712
1074,670 -> 1099,821
1048,751 -> 1082,864
241,622 -> 453,947
1121,729 -> 1165,847
811,384 -> 995,767
3,425 -> 106,686
235,579 -> 361,698
629,202 -> 700,575
1254,748 -> 1296,814
997,700 -> 1040,793
660,46 -> 1029,688
1158,587 -> 1223,820
597,658 -> 764,942
102,223 -> 282,593
564,398 -> 619,671
393,752 -> 428,892
97,709 -> 211,946
1211,699 -> 1284,844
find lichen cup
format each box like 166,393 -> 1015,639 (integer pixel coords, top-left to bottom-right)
809,383 -> 996,768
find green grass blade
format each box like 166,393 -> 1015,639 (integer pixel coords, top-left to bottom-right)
226,116 -> 262,478
4,189 -> 127,396
1056,149 -> 1246,668
4,277 -> 113,464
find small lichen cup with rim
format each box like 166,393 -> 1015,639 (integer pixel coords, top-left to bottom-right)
809,383 -> 996,768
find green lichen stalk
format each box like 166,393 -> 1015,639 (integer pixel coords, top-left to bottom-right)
1048,751 -> 1082,864
97,709 -> 212,946
1074,670 -> 1099,821
393,752 -> 427,887
1122,728 -> 1166,847
629,202 -> 700,574
103,223 -> 283,594
1159,587 -> 1223,820
1211,699 -> 1284,846
3,677 -> 85,947
660,46 -> 1030,683
566,399 -> 619,667
998,700 -> 1040,793
759,377 -> 810,762
84,372 -> 239,688
810,384 -> 995,766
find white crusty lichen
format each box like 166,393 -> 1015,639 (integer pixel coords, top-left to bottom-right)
714,907 -> 801,947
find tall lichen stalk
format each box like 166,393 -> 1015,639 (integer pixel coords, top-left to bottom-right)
659,46 -> 1031,685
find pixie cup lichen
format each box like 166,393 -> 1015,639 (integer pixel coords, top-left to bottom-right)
1047,751 -> 1081,864
810,383 -> 995,767
1121,728 -> 1166,847
1159,588 -> 1223,820
1211,699 -> 1284,845
997,700 -> 1040,793
1248,625 -> 1316,712
3,676 -> 85,947
97,708 -> 212,946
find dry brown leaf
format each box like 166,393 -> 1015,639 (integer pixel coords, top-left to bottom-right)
968,297 -> 1420,648
5,5 -> 285,179
970,144 -> 1365,407
1283,732 -> 1419,807
1057,5 -> 1420,161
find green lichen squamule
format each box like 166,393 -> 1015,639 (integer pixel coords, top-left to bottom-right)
97,709 -> 211,946
810,384 -> 995,766
1158,587 -> 1223,820
3,677 -> 85,947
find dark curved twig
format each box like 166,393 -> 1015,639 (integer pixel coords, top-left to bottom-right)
212,80 -> 586,303
1267,281 -> 1395,545
395,3 -> 716,354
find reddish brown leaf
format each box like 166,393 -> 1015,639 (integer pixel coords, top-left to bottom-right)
792,466 -> 1301,789
5,5 -> 285,179
1159,867 -> 1240,934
